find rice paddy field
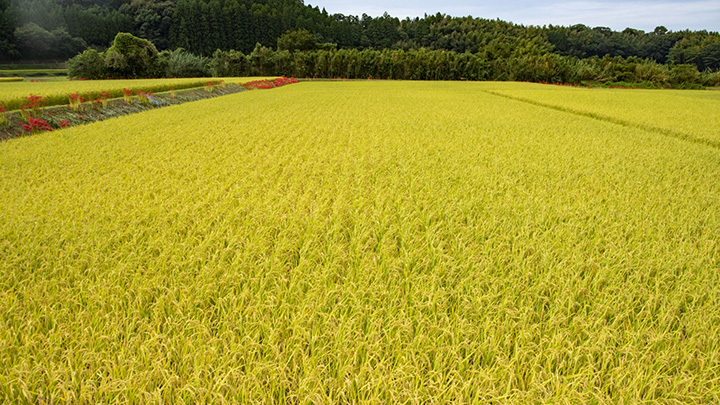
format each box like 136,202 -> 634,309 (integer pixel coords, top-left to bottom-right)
0,77 -> 274,110
1,81 -> 720,402
0,69 -> 68,78
486,82 -> 720,147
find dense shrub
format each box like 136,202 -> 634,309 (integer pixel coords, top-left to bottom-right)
701,70 -> 720,87
157,48 -> 210,78
209,49 -> 249,77
105,33 -> 159,78
670,64 -> 702,86
67,48 -> 107,79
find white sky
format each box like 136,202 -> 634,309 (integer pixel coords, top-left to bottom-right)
309,0 -> 720,32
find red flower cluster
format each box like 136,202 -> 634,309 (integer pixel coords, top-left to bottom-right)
59,120 -> 71,128
242,79 -> 274,90
273,76 -> 299,86
22,117 -> 54,133
68,93 -> 84,110
0,105 -> 7,126
242,76 -> 299,90
24,94 -> 46,108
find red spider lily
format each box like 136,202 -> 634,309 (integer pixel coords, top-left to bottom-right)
23,117 -> 54,133
97,91 -> 111,108
243,77 -> 299,91
26,94 -> 46,108
68,93 -> 83,110
204,81 -> 218,92
0,105 -> 7,127
59,120 -> 71,128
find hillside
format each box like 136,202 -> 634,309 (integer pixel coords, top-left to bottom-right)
1,0 -> 719,73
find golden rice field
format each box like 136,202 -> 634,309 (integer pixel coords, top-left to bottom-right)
0,77 -> 275,110
1,81 -> 719,403
486,82 -> 720,147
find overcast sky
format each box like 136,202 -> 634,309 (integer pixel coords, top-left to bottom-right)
308,0 -> 720,32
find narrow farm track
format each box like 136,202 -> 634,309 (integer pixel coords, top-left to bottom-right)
1,81 -> 720,403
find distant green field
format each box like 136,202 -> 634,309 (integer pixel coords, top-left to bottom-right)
0,69 -> 67,77
1,81 -> 719,402
0,63 -> 65,69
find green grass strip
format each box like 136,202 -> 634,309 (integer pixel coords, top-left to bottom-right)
0,69 -> 68,77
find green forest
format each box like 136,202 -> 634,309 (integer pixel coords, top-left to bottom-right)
2,0 -> 719,86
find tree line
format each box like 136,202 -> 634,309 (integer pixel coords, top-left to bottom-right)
68,32 -> 719,88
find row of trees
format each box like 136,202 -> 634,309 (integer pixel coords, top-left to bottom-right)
2,0 -> 720,73
69,33 -> 720,88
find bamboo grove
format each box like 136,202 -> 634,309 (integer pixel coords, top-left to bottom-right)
68,33 -> 720,88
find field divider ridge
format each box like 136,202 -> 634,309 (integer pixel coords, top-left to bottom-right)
482,89 -> 720,149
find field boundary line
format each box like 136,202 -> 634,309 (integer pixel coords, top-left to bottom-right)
483,90 -> 720,149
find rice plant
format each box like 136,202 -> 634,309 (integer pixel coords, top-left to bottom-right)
1,81 -> 719,403
0,77 -> 276,111
485,81 -> 720,147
